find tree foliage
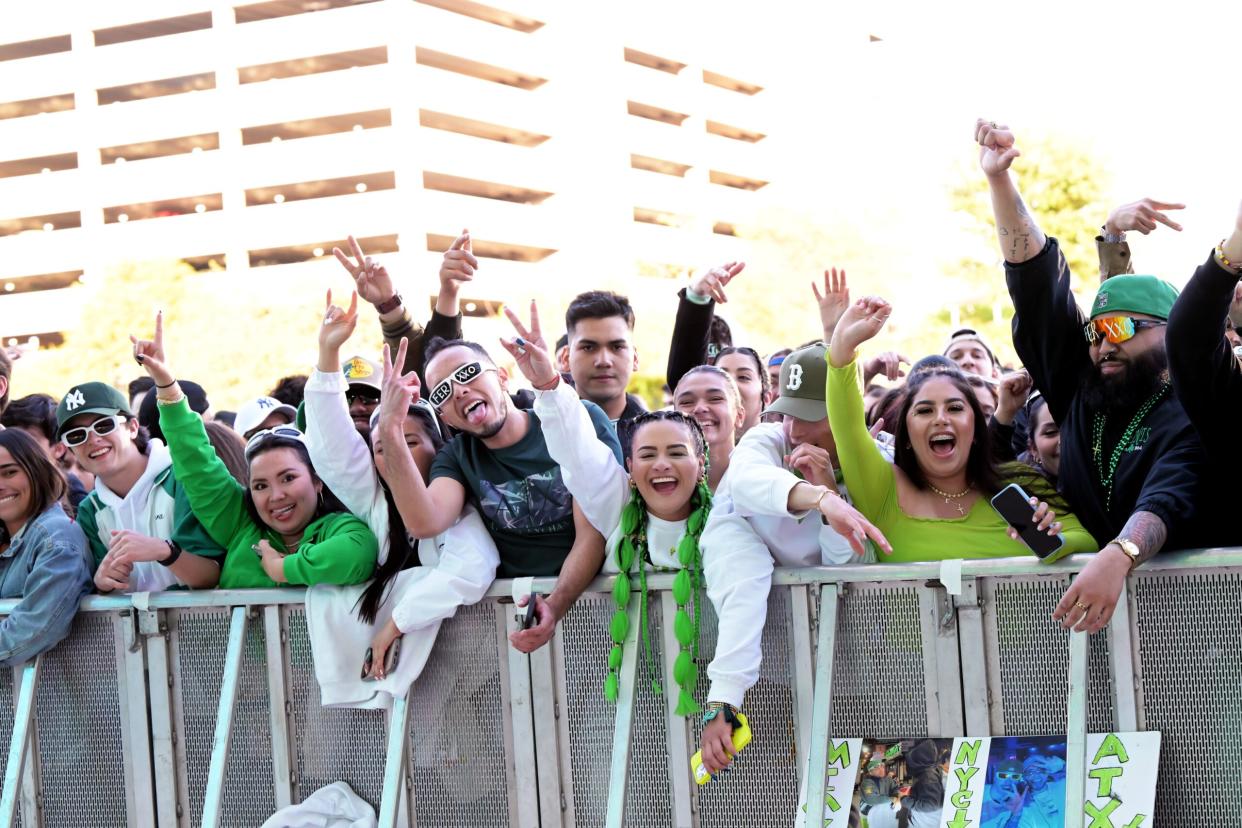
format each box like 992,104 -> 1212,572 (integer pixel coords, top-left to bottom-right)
15,259 -> 381,408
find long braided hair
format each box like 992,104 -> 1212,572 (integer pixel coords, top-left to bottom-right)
606,410 -> 712,716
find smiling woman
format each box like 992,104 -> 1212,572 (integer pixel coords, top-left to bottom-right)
824,293 -> 1098,563
127,312 -> 378,589
0,429 -> 92,667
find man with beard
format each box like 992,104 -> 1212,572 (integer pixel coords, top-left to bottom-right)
380,335 -> 618,654
977,119 -> 1206,634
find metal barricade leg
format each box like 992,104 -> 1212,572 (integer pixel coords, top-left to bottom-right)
603,601 -> 641,828
659,592 -> 694,828
200,606 -> 249,828
1064,628 -> 1089,828
377,694 -> 412,828
1,656 -> 41,826
801,584 -> 840,824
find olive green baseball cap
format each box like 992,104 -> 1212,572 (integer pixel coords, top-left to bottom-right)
56,382 -> 131,437
766,343 -> 828,422
1091,274 -> 1179,320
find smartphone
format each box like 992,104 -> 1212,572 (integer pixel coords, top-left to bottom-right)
360,639 -> 402,682
522,592 -> 539,630
690,712 -> 752,785
990,483 -> 1065,559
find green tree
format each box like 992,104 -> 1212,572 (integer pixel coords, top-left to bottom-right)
17,259 -> 381,407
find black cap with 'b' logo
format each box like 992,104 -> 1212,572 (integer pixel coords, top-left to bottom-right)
766,342 -> 828,422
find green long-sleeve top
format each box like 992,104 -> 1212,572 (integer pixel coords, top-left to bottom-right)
825,357 -> 1098,562
159,397 -> 378,588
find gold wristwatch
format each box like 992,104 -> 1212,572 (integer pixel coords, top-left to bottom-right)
1111,537 -> 1141,569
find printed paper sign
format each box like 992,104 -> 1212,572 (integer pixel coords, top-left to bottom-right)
798,732 -> 1160,827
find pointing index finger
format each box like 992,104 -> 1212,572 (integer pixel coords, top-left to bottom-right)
154,311 -> 164,349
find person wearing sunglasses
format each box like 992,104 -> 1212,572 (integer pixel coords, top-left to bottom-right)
54,381 -> 224,593
978,118 -> 1209,636
0,429 -> 92,667
384,315 -> 616,655
131,313 -> 377,590
300,292 -> 500,703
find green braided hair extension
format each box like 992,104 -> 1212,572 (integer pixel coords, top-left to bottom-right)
606,409 -> 713,715
672,477 -> 711,716
605,484 -> 643,703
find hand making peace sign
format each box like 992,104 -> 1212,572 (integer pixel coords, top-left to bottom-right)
333,235 -> 396,309
499,300 -> 559,389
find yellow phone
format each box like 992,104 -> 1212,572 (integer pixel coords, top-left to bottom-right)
690,712 -> 752,785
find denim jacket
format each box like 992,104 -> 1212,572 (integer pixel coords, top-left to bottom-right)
0,503 -> 92,666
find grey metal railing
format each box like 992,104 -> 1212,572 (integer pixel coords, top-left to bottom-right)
1,548 -> 1239,827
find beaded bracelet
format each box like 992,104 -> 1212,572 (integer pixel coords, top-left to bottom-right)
1216,240 -> 1242,273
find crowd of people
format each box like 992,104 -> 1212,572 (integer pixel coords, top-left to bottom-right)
0,120 -> 1240,782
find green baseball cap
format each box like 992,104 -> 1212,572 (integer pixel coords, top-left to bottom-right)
1091,274 -> 1179,321
56,382 -> 131,437
766,343 -> 828,422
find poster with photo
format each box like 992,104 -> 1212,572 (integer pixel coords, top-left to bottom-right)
798,731 -> 1160,828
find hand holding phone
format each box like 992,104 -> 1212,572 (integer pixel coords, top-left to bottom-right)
521,592 -> 539,630
990,483 -> 1065,559
360,638 -> 402,682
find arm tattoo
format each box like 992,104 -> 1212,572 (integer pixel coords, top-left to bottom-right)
1119,510 -> 1168,566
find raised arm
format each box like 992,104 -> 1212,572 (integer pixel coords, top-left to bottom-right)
666,262 -> 743,389
309,290 -> 385,521
1097,198 -> 1184,282
975,119 -> 1046,264
133,313 -> 248,549
501,301 -> 628,536
376,338 -> 467,538
1167,200 -> 1242,446
825,292 -> 900,519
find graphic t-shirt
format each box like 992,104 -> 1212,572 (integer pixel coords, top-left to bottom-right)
430,405 -> 621,577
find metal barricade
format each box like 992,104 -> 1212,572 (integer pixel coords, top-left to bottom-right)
0,550 -> 1239,826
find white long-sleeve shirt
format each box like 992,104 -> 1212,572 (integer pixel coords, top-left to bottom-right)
703,422 -> 871,708
303,369 -> 500,707
533,380 -> 689,572
532,378 -> 629,537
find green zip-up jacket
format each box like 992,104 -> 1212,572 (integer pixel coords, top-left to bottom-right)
159,397 -> 377,589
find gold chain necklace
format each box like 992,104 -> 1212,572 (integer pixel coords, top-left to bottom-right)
927,482 -> 972,516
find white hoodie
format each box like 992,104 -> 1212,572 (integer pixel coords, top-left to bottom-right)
89,440 -> 183,593
702,422 -> 871,709
303,369 -> 500,708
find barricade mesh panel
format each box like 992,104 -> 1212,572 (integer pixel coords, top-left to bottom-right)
985,576 -> 1116,734
176,608 -> 276,827
286,607 -> 387,809
0,666 -> 16,827
562,595 -> 616,828
829,584 -> 929,737
34,612 -> 127,826
1133,570 -> 1242,824
406,600 -> 511,826
694,590 -> 800,827
624,599 -> 674,825
561,593 -> 674,827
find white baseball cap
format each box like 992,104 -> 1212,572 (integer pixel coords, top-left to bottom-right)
233,396 -> 297,439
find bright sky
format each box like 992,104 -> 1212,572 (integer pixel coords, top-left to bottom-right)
741,0 -> 1242,288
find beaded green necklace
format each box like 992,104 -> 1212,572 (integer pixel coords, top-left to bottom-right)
604,478 -> 711,717
1091,382 -> 1168,510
